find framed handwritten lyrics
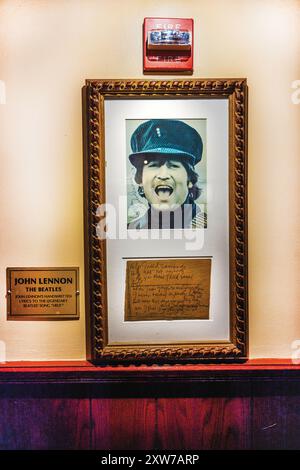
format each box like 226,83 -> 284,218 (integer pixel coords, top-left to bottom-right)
83,78 -> 248,365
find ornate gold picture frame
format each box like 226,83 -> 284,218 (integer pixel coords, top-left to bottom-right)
83,79 -> 248,365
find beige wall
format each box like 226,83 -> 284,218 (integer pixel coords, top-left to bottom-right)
0,0 -> 299,360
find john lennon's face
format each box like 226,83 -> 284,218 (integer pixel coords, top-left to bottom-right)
141,158 -> 189,211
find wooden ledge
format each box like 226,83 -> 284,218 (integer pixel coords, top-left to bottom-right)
0,359 -> 299,385
0,358 -> 298,369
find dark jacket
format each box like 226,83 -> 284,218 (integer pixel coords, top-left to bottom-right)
128,202 -> 207,230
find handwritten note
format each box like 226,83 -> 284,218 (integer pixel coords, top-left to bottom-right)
125,259 -> 211,321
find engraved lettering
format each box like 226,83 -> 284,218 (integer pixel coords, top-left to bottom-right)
14,278 -> 36,286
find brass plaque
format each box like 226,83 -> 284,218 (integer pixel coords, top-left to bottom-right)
7,267 -> 79,320
125,259 -> 211,321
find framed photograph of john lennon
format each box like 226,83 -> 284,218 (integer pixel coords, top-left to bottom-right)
83,79 -> 248,365
127,119 -> 207,230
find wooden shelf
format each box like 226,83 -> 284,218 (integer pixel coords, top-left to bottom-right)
0,359 -> 299,385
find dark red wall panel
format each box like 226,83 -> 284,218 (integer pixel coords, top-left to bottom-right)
91,398 -> 156,450
0,399 -> 90,450
252,394 -> 285,450
156,397 -> 251,449
285,394 -> 300,449
251,382 -> 300,450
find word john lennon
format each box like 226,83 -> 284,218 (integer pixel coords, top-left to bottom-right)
14,276 -> 73,292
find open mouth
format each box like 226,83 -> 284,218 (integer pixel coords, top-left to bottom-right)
154,185 -> 174,198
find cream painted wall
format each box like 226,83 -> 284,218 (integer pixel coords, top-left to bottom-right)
0,0 -> 299,360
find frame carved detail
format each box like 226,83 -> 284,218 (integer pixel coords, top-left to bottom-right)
83,79 -> 248,365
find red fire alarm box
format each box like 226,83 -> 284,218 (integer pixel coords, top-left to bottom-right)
143,17 -> 194,73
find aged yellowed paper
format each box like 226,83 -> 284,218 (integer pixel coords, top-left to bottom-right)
125,259 -> 211,321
